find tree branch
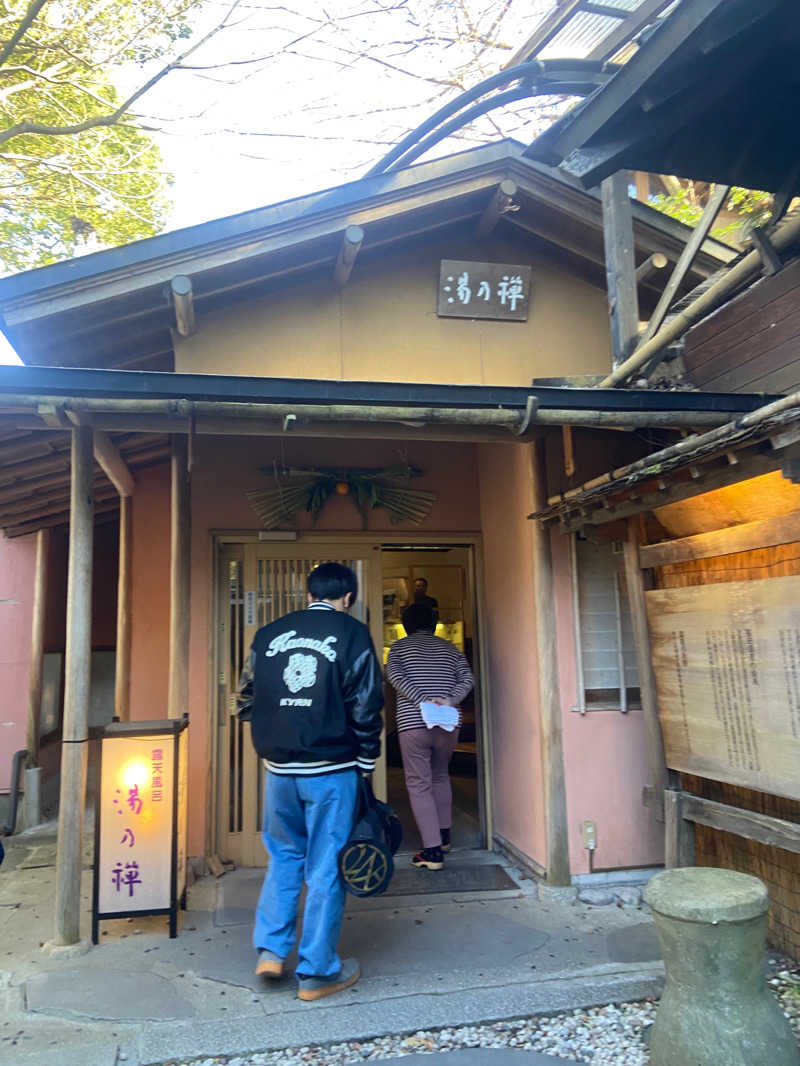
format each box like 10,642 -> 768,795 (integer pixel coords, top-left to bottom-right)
0,0 -> 50,69
0,0 -> 244,147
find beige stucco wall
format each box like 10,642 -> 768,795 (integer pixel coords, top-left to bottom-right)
175,232 -> 611,385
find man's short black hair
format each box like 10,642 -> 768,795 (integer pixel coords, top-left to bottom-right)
414,577 -> 428,589
402,603 -> 436,634
308,562 -> 358,603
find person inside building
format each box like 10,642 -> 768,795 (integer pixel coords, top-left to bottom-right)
412,577 -> 439,623
237,562 -> 384,1001
386,602 -> 474,870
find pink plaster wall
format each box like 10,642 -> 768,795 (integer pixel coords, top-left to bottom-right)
476,443 -> 546,869
0,534 -> 36,791
130,436 -> 483,857
551,532 -> 663,873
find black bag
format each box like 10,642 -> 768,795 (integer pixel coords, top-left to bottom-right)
338,776 -> 402,897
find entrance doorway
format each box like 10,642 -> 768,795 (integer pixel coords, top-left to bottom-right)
380,546 -> 483,854
214,537 -> 486,866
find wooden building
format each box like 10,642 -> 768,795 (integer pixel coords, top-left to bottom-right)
526,0 -> 800,958
0,139 -> 769,946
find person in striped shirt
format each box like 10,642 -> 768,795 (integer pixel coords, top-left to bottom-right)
386,603 -> 474,870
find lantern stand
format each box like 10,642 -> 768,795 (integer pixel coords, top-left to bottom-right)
91,715 -> 189,944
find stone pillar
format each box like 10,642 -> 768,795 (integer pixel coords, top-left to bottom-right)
644,867 -> 799,1066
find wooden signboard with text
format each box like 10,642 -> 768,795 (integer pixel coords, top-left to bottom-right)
646,575 -> 800,801
437,260 -> 531,320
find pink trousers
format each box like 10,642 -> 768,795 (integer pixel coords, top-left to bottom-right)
398,726 -> 460,850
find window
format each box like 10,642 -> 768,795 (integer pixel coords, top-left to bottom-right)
571,536 -> 640,712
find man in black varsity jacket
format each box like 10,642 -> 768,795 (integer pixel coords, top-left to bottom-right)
237,562 -> 383,1001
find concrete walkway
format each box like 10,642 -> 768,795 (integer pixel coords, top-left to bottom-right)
0,824 -> 664,1066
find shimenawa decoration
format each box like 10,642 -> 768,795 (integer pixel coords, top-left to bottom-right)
246,464 -> 436,529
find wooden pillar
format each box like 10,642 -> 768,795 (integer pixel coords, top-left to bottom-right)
54,425 -> 93,945
25,528 -> 50,768
664,789 -> 695,868
530,439 -> 571,886
168,435 -> 191,719
601,171 -> 639,367
114,495 -> 132,722
623,516 -> 669,821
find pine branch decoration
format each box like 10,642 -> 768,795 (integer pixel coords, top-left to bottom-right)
246,465 -> 436,529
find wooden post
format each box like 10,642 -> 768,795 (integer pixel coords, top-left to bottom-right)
54,425 -> 93,945
664,790 -> 695,868
25,528 -> 49,768
475,179 -> 517,238
530,439 -> 571,886
171,276 -> 195,337
114,495 -> 132,722
168,435 -> 191,719
623,516 -> 669,821
638,183 -> 730,348
333,226 -> 364,287
601,171 -> 639,367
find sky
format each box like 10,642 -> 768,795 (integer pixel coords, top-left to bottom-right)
0,0 -> 576,364
138,0 -> 564,229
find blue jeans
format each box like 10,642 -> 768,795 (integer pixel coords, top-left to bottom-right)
254,769 -> 358,978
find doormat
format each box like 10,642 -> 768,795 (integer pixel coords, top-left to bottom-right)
383,863 -> 518,896
215,864 -> 519,925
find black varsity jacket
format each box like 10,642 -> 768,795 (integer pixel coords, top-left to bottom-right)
237,602 -> 384,775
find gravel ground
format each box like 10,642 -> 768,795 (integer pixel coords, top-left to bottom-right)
160,961 -> 800,1066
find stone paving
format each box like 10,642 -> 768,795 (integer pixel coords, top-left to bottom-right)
0,824 -> 665,1066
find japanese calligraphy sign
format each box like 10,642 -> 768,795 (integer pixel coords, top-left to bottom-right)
645,575 -> 800,800
97,731 -> 175,914
437,260 -> 531,321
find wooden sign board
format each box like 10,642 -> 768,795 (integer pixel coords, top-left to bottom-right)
646,575 -> 800,801
438,260 -> 531,320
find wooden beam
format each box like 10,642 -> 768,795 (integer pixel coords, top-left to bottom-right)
640,511 -> 800,569
664,789 -> 695,868
4,499 -> 119,539
635,251 -> 668,284
623,517 -> 669,822
682,793 -> 800,854
638,184 -> 730,348
36,403 -> 71,428
25,528 -> 49,769
475,179 -> 518,238
562,425 -> 575,478
333,225 -> 364,287
168,435 -> 191,720
558,452 -> 783,532
601,171 -> 639,367
114,496 -> 132,722
93,430 -> 134,496
530,439 -> 571,885
54,425 -> 93,946
748,226 -> 783,276
171,276 -> 195,337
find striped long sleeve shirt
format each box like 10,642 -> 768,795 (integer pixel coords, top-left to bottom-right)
386,631 -> 474,732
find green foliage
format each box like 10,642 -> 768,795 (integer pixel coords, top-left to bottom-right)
649,182 -> 773,242
0,0 -> 207,271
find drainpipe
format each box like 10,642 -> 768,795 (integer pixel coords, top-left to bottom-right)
2,749 -> 27,835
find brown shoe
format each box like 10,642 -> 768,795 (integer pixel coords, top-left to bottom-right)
255,949 -> 284,978
297,958 -> 360,1001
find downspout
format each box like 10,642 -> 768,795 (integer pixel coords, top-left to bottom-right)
599,211 -> 800,389
2,749 -> 27,835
